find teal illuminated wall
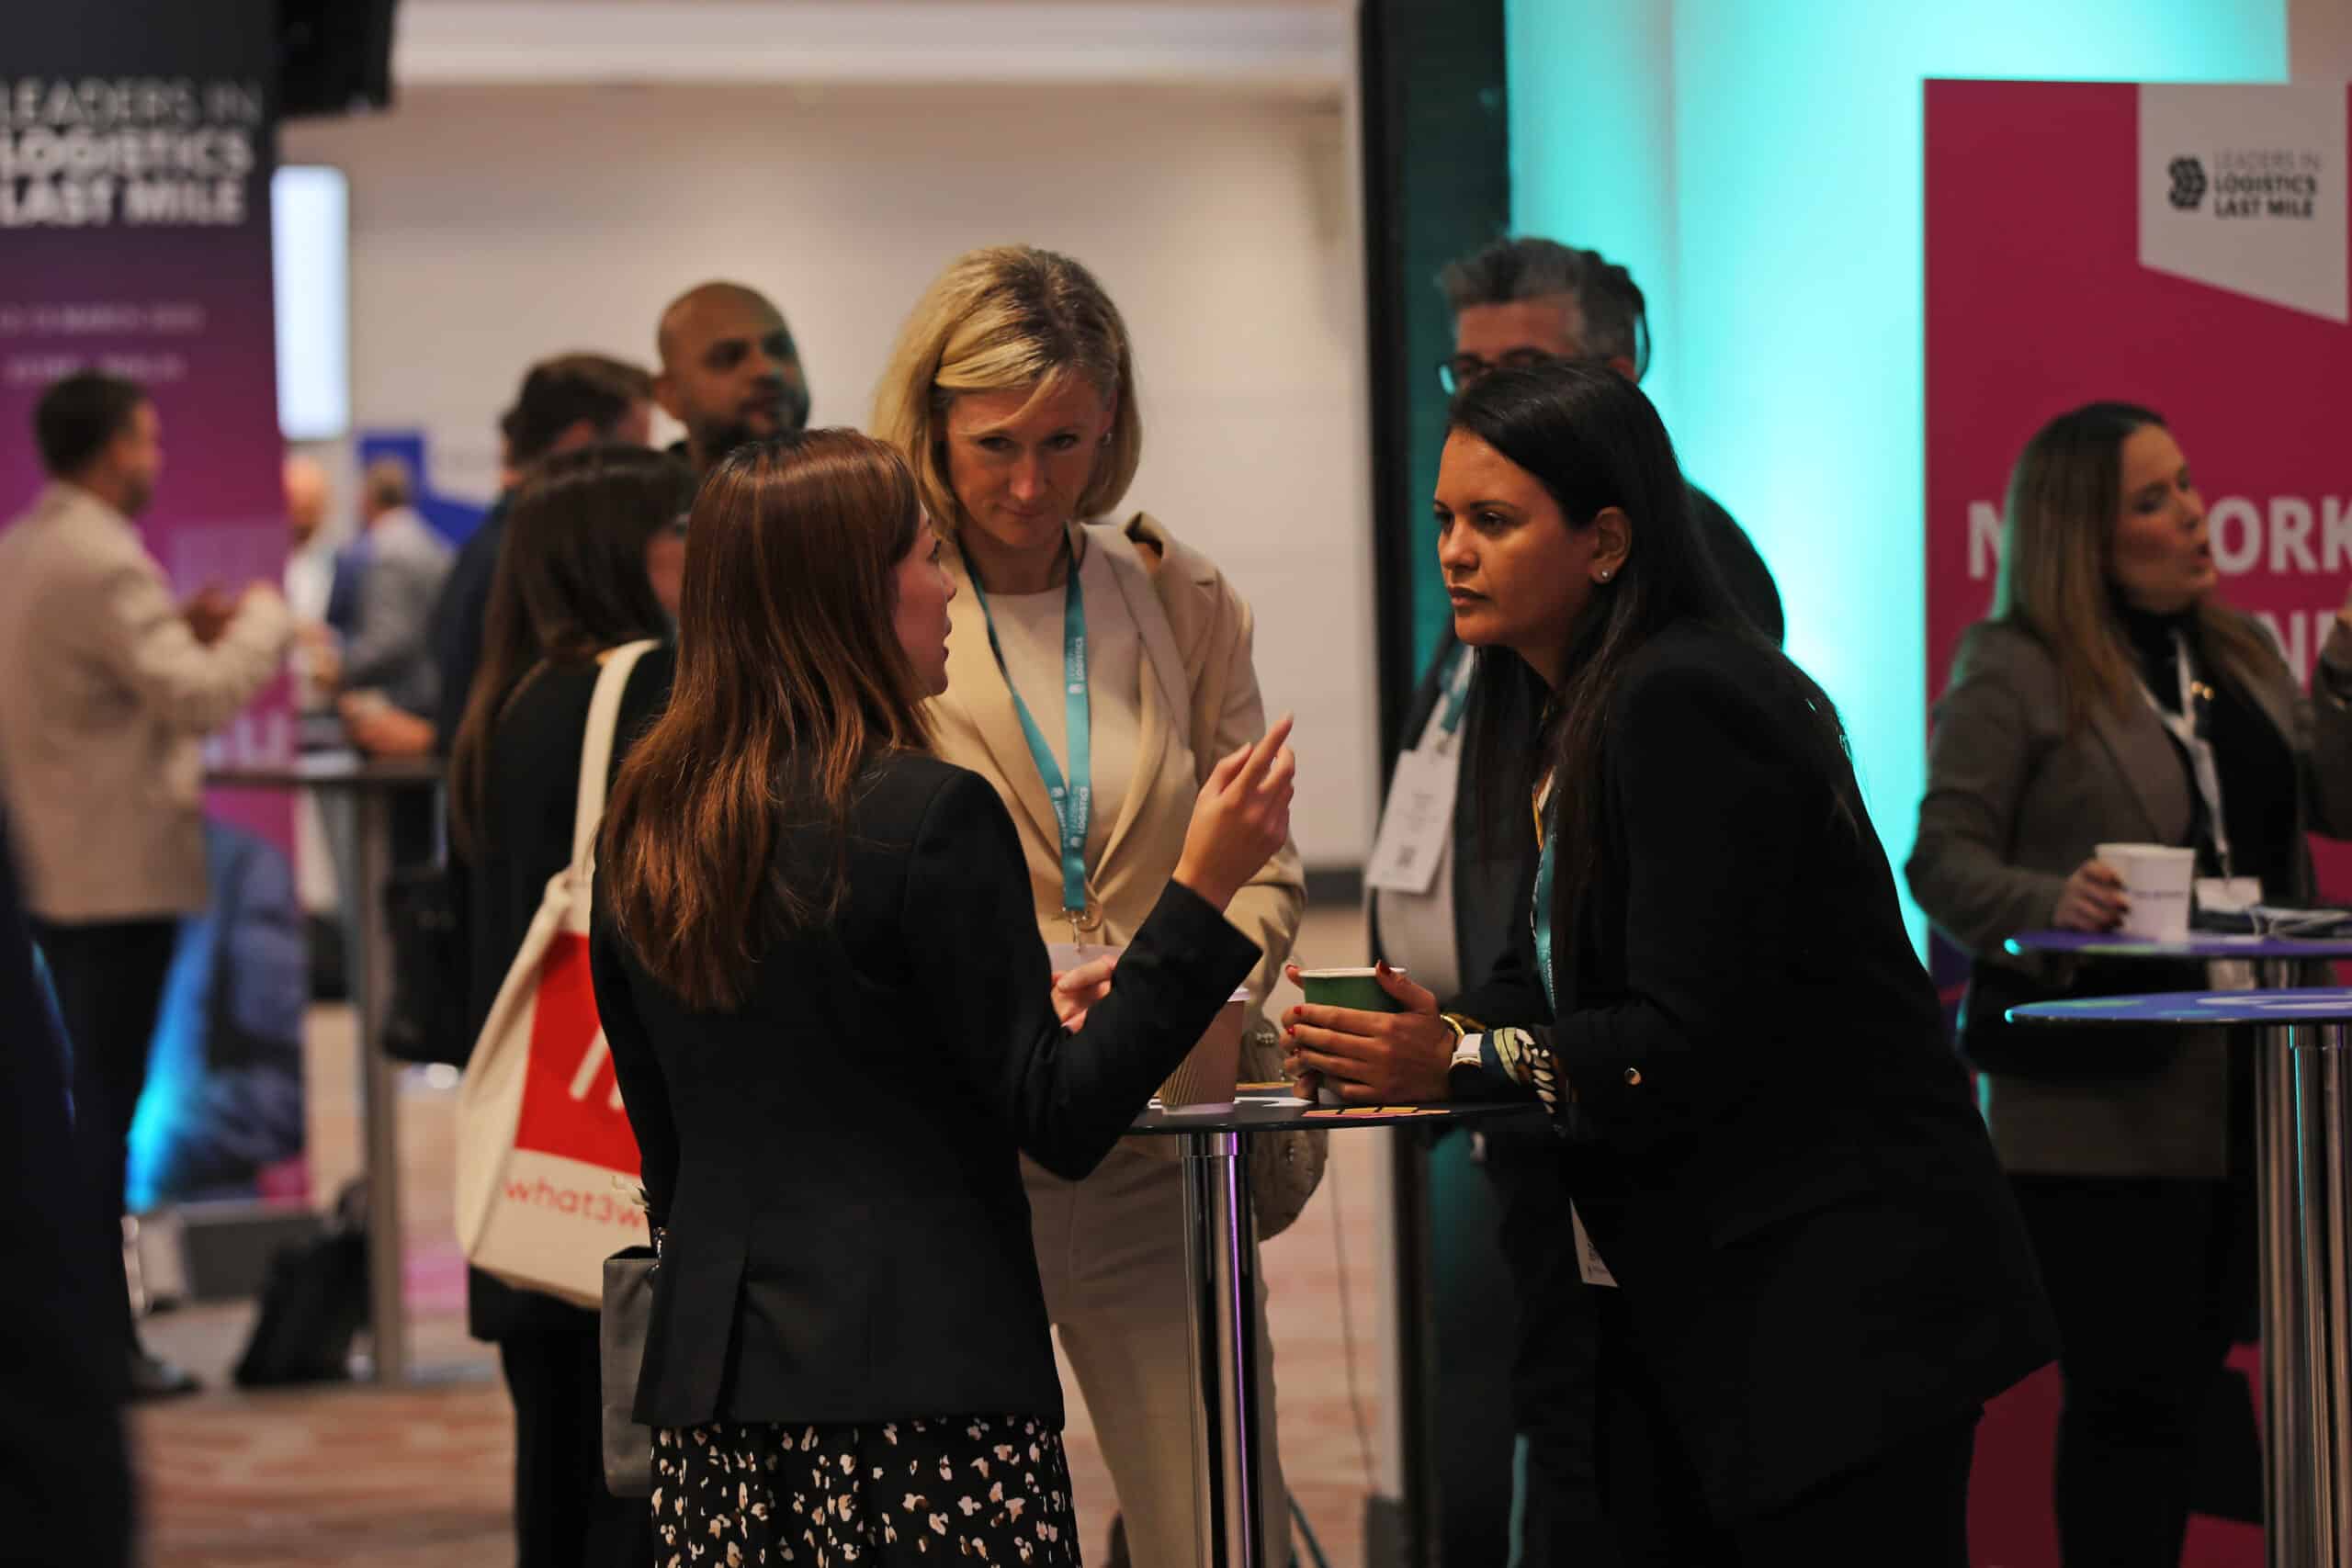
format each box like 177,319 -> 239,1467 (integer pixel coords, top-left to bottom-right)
1506,0 -> 2287,945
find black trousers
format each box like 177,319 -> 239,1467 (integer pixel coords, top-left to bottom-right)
1593,1290 -> 1979,1566
33,918 -> 179,1356
2010,1172 -> 2250,1567
1483,1126 -> 1614,1566
497,1330 -> 650,1568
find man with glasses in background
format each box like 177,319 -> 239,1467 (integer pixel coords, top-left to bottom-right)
1371,238 -> 1783,1567
1437,238 -> 1779,639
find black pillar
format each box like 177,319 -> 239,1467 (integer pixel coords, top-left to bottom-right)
1357,5 -> 1513,1566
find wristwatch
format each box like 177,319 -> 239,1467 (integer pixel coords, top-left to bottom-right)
1448,1032 -> 1490,1095
1448,1026 -> 1540,1093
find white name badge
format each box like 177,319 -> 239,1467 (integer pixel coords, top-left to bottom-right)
1571,1202 -> 1619,1289
1364,747 -> 1462,895
2197,876 -> 2262,915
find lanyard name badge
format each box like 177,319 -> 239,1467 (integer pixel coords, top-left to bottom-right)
2140,633 -> 2259,914
1364,644 -> 1476,895
974,554 -> 1098,941
1533,813 -> 1557,1012
1531,783 -> 1613,1284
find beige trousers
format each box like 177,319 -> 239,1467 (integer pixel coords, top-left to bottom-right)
1024,1142 -> 1289,1568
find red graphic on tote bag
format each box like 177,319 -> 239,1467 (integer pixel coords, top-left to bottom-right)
509,932 -> 641,1176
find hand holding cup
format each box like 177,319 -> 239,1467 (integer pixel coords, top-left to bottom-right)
1281,960 -> 1456,1104
2052,857 -> 2128,933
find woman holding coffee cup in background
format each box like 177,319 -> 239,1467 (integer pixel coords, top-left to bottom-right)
589,430 -> 1295,1562
1910,400 -> 2352,1564
871,244 -> 1306,1568
1283,361 -> 2053,1562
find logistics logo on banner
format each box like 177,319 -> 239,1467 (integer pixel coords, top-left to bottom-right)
2166,155 -> 2209,210
2139,85 -> 2347,322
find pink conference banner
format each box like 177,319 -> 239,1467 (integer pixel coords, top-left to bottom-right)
4,4 -> 306,1204
1927,78 -> 2352,1567
1927,79 -> 2352,893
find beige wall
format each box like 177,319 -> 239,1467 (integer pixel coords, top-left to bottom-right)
2292,0 -> 2352,79
286,82 -> 1376,866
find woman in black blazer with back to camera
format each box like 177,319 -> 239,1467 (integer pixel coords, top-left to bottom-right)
588,429 -> 1295,1565
1283,361 -> 2056,1566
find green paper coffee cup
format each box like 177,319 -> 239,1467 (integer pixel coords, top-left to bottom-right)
1297,966 -> 1405,1105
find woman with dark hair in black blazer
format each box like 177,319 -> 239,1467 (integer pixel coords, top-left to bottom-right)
1283,360 -> 2055,1564
588,428 -> 1295,1564
447,443 -> 690,1568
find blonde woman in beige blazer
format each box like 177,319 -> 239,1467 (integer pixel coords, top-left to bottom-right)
876,245 -> 1306,1568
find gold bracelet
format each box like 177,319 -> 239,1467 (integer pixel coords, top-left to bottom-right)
1439,1012 -> 1476,1045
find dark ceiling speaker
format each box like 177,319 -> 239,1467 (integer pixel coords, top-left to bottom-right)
278,0 -> 399,120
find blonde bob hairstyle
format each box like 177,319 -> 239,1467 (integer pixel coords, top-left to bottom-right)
871,244 -> 1142,536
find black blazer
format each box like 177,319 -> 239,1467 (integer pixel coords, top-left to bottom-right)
590,750 -> 1259,1428
1452,622 -> 2053,1520
0,818 -> 132,1565
1371,483 -> 1782,994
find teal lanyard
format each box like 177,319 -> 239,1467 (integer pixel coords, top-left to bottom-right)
972,556 -> 1093,930
1533,794 -> 1556,1011
1434,643 -> 1476,744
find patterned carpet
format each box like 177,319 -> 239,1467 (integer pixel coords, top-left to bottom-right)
135,1169 -> 1388,1567
130,909 -> 1394,1567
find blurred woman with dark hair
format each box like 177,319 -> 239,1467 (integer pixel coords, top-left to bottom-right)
1910,401 -> 2352,1562
1285,361 -> 2052,1564
591,429 -> 1294,1564
447,442 -> 690,1568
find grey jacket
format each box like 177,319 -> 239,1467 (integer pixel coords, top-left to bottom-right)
0,483 -> 290,921
1908,613 -> 2352,1178
342,508 -> 454,719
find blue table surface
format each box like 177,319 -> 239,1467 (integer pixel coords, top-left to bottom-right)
2008,987 -> 2352,1026
2006,929 -> 2352,961
1127,1087 -> 1539,1136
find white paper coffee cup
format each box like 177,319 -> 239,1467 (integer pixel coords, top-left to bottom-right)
1160,987 -> 1254,1112
2095,842 -> 2196,942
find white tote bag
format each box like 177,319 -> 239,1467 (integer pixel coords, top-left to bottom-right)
453,639 -> 658,1309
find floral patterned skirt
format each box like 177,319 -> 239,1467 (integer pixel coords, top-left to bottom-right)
651,1415 -> 1081,1565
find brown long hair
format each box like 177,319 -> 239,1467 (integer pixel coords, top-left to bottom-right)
447,444 -> 687,860
1993,401 -> 2281,728
600,429 -> 932,1010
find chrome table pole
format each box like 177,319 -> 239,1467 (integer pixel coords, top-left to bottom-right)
1180,1129 -> 1263,1568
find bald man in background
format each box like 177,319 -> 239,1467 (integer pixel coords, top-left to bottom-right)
653,281 -> 810,475
282,456 -> 333,619
283,457 -> 340,713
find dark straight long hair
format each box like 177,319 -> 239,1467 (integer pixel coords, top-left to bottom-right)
447,444 -> 688,861
600,430 -> 933,1011
1450,361 -> 1855,955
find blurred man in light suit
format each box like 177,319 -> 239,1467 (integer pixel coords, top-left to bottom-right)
0,370 -> 290,1399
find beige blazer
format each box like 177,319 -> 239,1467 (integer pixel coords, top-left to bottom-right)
926,513 -> 1306,1019
0,482 -> 290,921
1908,611 -> 2352,1177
